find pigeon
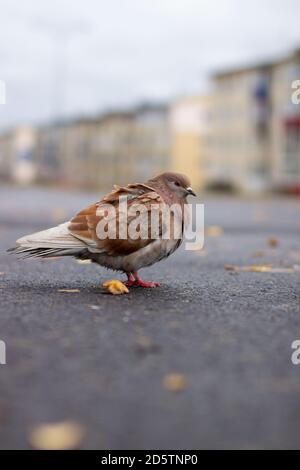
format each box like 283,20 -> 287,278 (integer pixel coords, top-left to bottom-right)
8,172 -> 196,288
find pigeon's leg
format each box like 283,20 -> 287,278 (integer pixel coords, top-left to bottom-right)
124,272 -> 136,287
132,271 -> 160,288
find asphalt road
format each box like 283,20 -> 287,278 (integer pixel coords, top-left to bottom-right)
0,185 -> 300,449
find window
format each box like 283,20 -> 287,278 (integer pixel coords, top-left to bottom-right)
284,128 -> 300,174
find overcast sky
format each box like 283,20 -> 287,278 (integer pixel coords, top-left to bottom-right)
0,0 -> 300,130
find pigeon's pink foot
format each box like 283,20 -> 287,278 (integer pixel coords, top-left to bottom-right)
132,272 -> 160,288
124,280 -> 135,287
124,273 -> 136,287
134,279 -> 160,288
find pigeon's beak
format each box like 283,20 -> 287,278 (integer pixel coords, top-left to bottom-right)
186,187 -> 197,197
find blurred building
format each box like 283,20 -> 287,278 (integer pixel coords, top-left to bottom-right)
0,130 -> 13,180
89,104 -> 170,188
205,48 -> 300,193
0,48 -> 299,194
63,118 -> 97,188
0,127 -> 36,185
170,96 -> 211,190
36,122 -> 67,184
89,111 -> 135,189
35,114 -> 132,189
34,103 -> 170,190
206,65 -> 273,192
131,104 -> 170,181
271,48 -> 300,192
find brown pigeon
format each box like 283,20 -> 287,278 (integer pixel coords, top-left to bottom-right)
8,172 -> 196,287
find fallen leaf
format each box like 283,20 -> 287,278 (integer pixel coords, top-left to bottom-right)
135,335 -> 160,355
163,373 -> 187,392
29,421 -> 85,450
266,267 -> 297,273
102,280 -> 129,295
267,237 -> 279,248
225,264 -> 272,272
225,264 -> 297,273
249,265 -> 274,272
58,289 -> 80,293
76,259 -> 92,265
205,225 -> 224,237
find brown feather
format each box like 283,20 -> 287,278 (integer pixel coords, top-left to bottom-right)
68,184 -> 167,256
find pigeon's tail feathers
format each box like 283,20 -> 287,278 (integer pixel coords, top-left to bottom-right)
8,222 -> 87,259
8,246 -> 85,259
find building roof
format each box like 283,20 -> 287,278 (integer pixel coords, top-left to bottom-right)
212,47 -> 300,79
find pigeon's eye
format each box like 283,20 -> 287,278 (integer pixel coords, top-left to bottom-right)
174,181 -> 180,187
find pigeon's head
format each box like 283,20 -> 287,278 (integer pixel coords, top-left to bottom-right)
160,172 -> 196,199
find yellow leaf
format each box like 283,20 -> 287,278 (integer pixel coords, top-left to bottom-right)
135,335 -> 160,354
58,289 -> 80,293
163,373 -> 187,392
205,225 -> 224,237
29,421 -> 85,450
225,264 -> 296,273
250,265 -> 273,273
102,280 -> 129,295
267,237 -> 279,248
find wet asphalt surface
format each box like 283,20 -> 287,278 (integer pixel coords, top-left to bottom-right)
0,185 -> 300,449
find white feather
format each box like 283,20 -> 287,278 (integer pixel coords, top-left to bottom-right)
16,222 -> 85,250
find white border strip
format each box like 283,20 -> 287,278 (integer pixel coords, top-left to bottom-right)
0,80 -> 6,105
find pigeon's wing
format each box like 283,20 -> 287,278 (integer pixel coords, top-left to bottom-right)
68,184 -> 166,256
